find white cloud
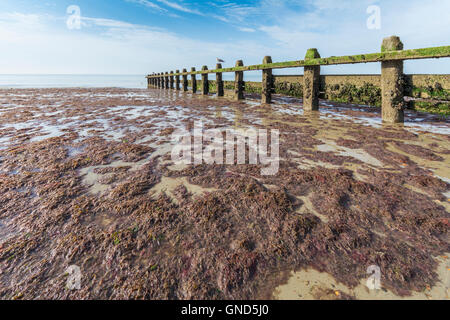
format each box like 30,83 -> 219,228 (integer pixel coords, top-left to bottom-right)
255,0 -> 450,74
0,12 -> 273,75
0,12 -> 44,29
125,0 -> 167,12
0,0 -> 448,75
238,27 -> 256,33
155,0 -> 203,15
82,17 -> 142,29
128,0 -> 203,15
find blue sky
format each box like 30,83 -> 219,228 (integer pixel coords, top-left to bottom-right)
0,0 -> 449,75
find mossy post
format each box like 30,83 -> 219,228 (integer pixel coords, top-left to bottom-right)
165,72 -> 169,89
234,60 -> 245,100
182,68 -> 188,91
262,56 -> 273,104
304,49 -> 321,111
175,70 -> 180,90
381,36 -> 405,123
169,71 -> 174,89
191,67 -> 197,93
147,75 -> 151,88
158,73 -> 162,88
161,73 -> 165,89
202,66 -> 209,95
216,63 -> 224,97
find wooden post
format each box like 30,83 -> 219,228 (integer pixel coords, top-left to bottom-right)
234,60 -> 245,100
170,71 -> 174,89
165,72 -> 169,89
147,76 -> 151,89
182,68 -> 188,91
160,73 -> 164,89
191,67 -> 197,93
216,63 -> 224,97
175,70 -> 180,90
202,66 -> 209,95
262,56 -> 273,104
381,36 -> 404,123
303,49 -> 321,111
158,73 -> 161,88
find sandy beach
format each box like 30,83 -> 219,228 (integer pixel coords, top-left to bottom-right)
0,88 -> 448,299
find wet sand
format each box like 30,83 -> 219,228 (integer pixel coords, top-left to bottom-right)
0,88 -> 448,299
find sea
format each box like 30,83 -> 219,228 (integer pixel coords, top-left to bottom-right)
0,73 -> 263,89
0,74 -> 149,89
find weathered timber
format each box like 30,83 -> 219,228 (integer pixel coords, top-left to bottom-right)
381,36 -> 404,123
182,68 -> 188,91
147,45 -> 450,79
234,60 -> 245,100
146,40 -> 450,123
170,71 -> 174,89
202,66 -> 209,95
191,67 -> 197,93
216,63 -> 224,97
261,56 -> 273,104
304,49 -> 321,111
175,70 -> 180,90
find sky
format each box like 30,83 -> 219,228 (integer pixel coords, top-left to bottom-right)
0,0 -> 449,75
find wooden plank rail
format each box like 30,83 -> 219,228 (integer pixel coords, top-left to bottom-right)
147,46 -> 450,77
146,36 -> 450,123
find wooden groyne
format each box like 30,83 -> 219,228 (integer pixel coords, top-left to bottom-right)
146,36 -> 450,123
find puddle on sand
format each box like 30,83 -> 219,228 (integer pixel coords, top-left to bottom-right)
80,166 -> 113,195
149,176 -> 217,204
274,254 -> 450,300
167,162 -> 189,171
79,139 -> 179,195
288,150 -> 338,170
385,141 -> 450,182
66,146 -> 85,157
80,157 -> 150,195
317,139 -> 383,167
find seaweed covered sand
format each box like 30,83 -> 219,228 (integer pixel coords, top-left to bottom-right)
0,88 -> 449,299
